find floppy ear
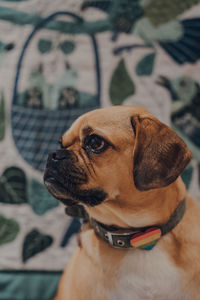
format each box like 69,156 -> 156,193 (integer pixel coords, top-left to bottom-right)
131,116 -> 192,191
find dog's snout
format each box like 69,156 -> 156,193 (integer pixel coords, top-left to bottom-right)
48,149 -> 79,164
51,149 -> 72,161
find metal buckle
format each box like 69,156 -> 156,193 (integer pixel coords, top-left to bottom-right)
105,232 -> 114,245
104,229 -> 140,248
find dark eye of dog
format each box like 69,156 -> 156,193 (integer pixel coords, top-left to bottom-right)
84,134 -> 108,154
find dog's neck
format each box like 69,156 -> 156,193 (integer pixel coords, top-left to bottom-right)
65,177 -> 186,251
64,177 -> 186,251
85,177 -> 186,229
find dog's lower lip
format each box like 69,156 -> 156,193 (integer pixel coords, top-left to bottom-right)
44,176 -> 77,206
44,176 -> 57,183
44,176 -> 64,188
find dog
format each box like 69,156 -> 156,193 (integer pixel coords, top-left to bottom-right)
44,106 -> 200,300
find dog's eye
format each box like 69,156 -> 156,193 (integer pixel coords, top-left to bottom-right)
84,134 -> 108,154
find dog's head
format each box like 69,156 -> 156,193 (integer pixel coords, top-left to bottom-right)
44,106 -> 192,210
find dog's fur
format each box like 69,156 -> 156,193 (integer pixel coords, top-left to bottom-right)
44,106 -> 200,300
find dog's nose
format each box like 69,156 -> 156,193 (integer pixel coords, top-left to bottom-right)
51,149 -> 72,161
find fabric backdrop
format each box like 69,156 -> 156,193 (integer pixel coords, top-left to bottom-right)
0,0 -> 200,299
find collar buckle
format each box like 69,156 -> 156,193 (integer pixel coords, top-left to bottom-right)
105,232 -> 114,245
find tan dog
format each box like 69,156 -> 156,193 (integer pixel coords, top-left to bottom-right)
44,106 -> 200,300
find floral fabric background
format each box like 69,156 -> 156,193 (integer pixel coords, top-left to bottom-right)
0,0 -> 200,299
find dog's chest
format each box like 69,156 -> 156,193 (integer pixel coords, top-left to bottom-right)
109,247 -> 186,300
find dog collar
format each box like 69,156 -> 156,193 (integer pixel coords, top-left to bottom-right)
65,198 -> 186,250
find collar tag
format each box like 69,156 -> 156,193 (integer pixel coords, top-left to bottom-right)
130,227 -> 162,250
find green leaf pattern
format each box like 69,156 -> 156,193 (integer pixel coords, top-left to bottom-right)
0,167 -> 27,204
136,52 -> 156,76
22,229 -> 53,262
0,215 -> 20,245
28,178 -> 59,216
109,58 -> 135,105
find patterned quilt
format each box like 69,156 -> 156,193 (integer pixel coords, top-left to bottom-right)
0,0 -> 200,299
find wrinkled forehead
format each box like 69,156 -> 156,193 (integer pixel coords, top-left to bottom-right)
62,106 -> 150,145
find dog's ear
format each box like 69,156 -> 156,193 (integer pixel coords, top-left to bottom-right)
131,116 -> 192,191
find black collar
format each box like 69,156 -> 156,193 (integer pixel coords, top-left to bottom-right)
65,198 -> 186,250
